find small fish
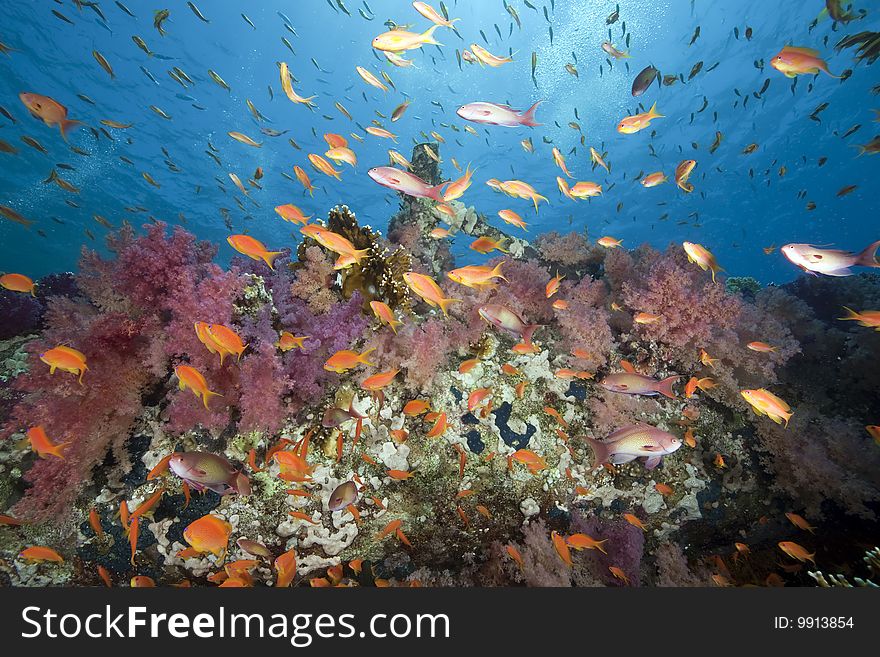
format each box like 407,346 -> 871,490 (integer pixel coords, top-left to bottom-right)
93,50 -> 115,78
153,9 -> 170,36
209,69 -> 231,92
187,2 -> 209,23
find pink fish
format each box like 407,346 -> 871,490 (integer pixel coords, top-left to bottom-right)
368,166 -> 447,201
599,373 -> 680,399
782,241 -> 879,277
169,452 -> 251,495
586,424 -> 682,470
478,303 -> 541,344
456,101 -> 543,127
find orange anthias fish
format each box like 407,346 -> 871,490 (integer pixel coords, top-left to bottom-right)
275,204 -> 312,225
551,531 -> 573,566
467,387 -> 492,412
785,512 -> 816,533
510,449 -> 547,474
275,548 -> 297,587
623,514 -> 647,530
227,234 -> 283,270
545,272 -> 564,298
617,102 -> 663,134
683,241 -> 724,283
277,332 -> 310,352
609,566 -> 630,585
740,388 -> 793,426
403,272 -> 461,317
26,425 -> 71,459
566,533 -> 608,554
175,364 -> 222,409
19,546 -> 64,563
641,171 -> 667,187
770,46 -> 841,78
301,225 -> 370,269
443,164 -> 475,202
205,324 -> 247,362
838,307 -> 880,330
1,273 -> 36,295
324,347 -> 376,373
370,300 -> 403,333
506,544 -> 525,569
19,92 -> 82,141
361,369 -> 399,391
294,165 -> 316,195
747,341 -> 778,353
182,514 -> 233,560
40,345 -> 88,384
403,399 -> 431,416
634,312 -> 661,324
498,209 -> 528,230
447,263 -> 507,289
470,236 -> 509,254
778,541 -> 816,564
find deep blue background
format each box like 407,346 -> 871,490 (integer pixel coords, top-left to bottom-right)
1,0 -> 878,281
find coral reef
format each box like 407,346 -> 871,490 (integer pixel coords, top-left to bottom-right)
1,197 -> 878,590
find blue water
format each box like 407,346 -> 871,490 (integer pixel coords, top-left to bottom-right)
1,0 -> 877,282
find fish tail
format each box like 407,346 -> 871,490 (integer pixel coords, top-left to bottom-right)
648,101 -> 663,119
437,296 -> 462,317
521,100 -> 544,127
426,182 -> 447,202
263,250 -> 284,270
586,436 -> 610,469
521,324 -> 541,345
358,347 -> 377,366
655,375 -> 679,399
203,390 -> 223,410
838,306 -> 861,321
855,240 -> 880,268
422,24 -> 443,47
822,63 -> 843,79
59,119 -> 82,143
491,261 -> 508,281
49,441 -> 72,459
351,247 -> 370,264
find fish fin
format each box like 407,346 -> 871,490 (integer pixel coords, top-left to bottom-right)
233,472 -> 251,495
263,250 -> 284,270
48,442 -> 72,459
655,375 -> 679,399
59,119 -> 82,143
838,306 -> 861,321
824,267 -> 853,277
203,390 -> 223,410
648,101 -> 664,118
856,240 -> 880,268
437,296 -> 462,317
644,456 -> 662,470
491,261 -> 508,281
521,324 -> 541,345
784,45 -> 821,56
521,100 -> 544,127
426,182 -> 448,202
358,347 -> 377,366
422,24 -> 443,47
586,436 -> 610,468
